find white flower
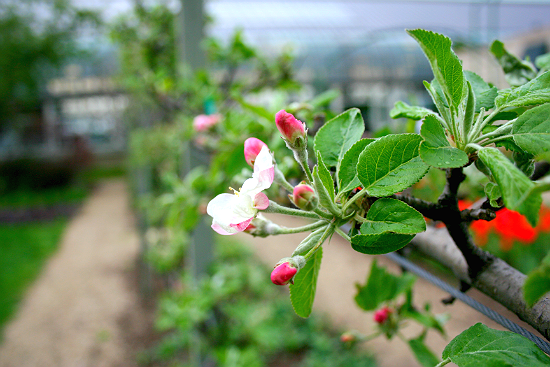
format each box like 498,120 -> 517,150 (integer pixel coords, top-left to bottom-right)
207,146 -> 274,235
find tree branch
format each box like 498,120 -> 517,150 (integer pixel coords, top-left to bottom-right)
412,227 -> 550,341
437,168 -> 494,281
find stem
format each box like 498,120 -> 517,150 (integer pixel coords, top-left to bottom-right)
465,142 -> 483,152
264,201 -> 322,219
304,224 -> 334,260
473,120 -> 514,143
448,108 -> 461,149
274,166 -> 294,193
314,208 -> 333,220
470,107 -> 501,141
434,358 -> 452,367
360,331 -> 383,343
480,134 -> 513,146
354,214 -> 367,223
334,226 -> 351,242
294,148 -> 314,184
342,188 -> 369,214
273,220 -> 328,235
467,107 -> 485,142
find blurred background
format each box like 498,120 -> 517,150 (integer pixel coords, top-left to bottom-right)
1,1 -> 550,367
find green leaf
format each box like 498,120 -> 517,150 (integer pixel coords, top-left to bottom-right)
403,309 -> 449,336
351,198 -> 425,254
424,80 -> 451,123
513,150 -> 535,177
442,323 -> 550,367
357,134 -> 429,197
464,70 -> 497,111
408,29 -> 465,107
309,89 -> 340,108
390,101 -> 434,120
462,81 -> 476,138
292,226 -> 328,257
408,338 -> 441,367
490,40 -> 538,87
289,247 -> 323,318
524,251 -> 550,307
524,264 -> 550,307
495,71 -> 550,109
337,138 -> 375,192
354,260 -> 415,311
477,147 -> 542,227
512,103 -> 550,156
360,198 -> 426,235
313,152 -> 340,217
315,151 -> 335,202
484,182 -> 501,207
351,233 -> 414,255
232,94 -> 273,122
419,115 -> 469,168
535,53 -> 550,73
314,108 -> 365,167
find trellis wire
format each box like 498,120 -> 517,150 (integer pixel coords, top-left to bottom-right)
384,251 -> 550,355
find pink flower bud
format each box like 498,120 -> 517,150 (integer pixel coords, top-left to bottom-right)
275,110 -> 306,146
271,262 -> 297,285
244,138 -> 268,167
373,307 -> 392,324
193,114 -> 221,132
340,332 -> 356,343
291,183 -> 318,211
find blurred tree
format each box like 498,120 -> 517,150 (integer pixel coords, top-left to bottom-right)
0,0 -> 100,130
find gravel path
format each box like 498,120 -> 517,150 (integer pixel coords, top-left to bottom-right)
0,180 -> 155,367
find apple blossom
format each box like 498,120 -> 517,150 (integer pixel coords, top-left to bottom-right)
244,137 -> 268,167
193,114 -> 221,132
207,145 -> 274,235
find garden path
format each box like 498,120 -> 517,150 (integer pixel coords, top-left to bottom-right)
239,214 -> 524,367
0,180 -> 154,367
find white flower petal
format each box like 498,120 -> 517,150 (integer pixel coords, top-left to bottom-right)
207,193 -> 236,219
212,221 -> 236,235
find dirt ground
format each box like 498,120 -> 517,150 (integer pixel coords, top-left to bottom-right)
0,180 -> 155,367
0,179 -> 535,367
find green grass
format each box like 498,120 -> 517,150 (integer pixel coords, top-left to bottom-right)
0,163 -> 126,335
0,186 -> 88,208
0,219 -> 68,334
78,165 -> 127,183
0,164 -> 126,209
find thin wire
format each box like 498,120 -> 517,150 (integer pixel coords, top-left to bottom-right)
384,251 -> 550,355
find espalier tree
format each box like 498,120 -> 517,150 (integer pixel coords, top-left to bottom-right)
207,29 -> 550,366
